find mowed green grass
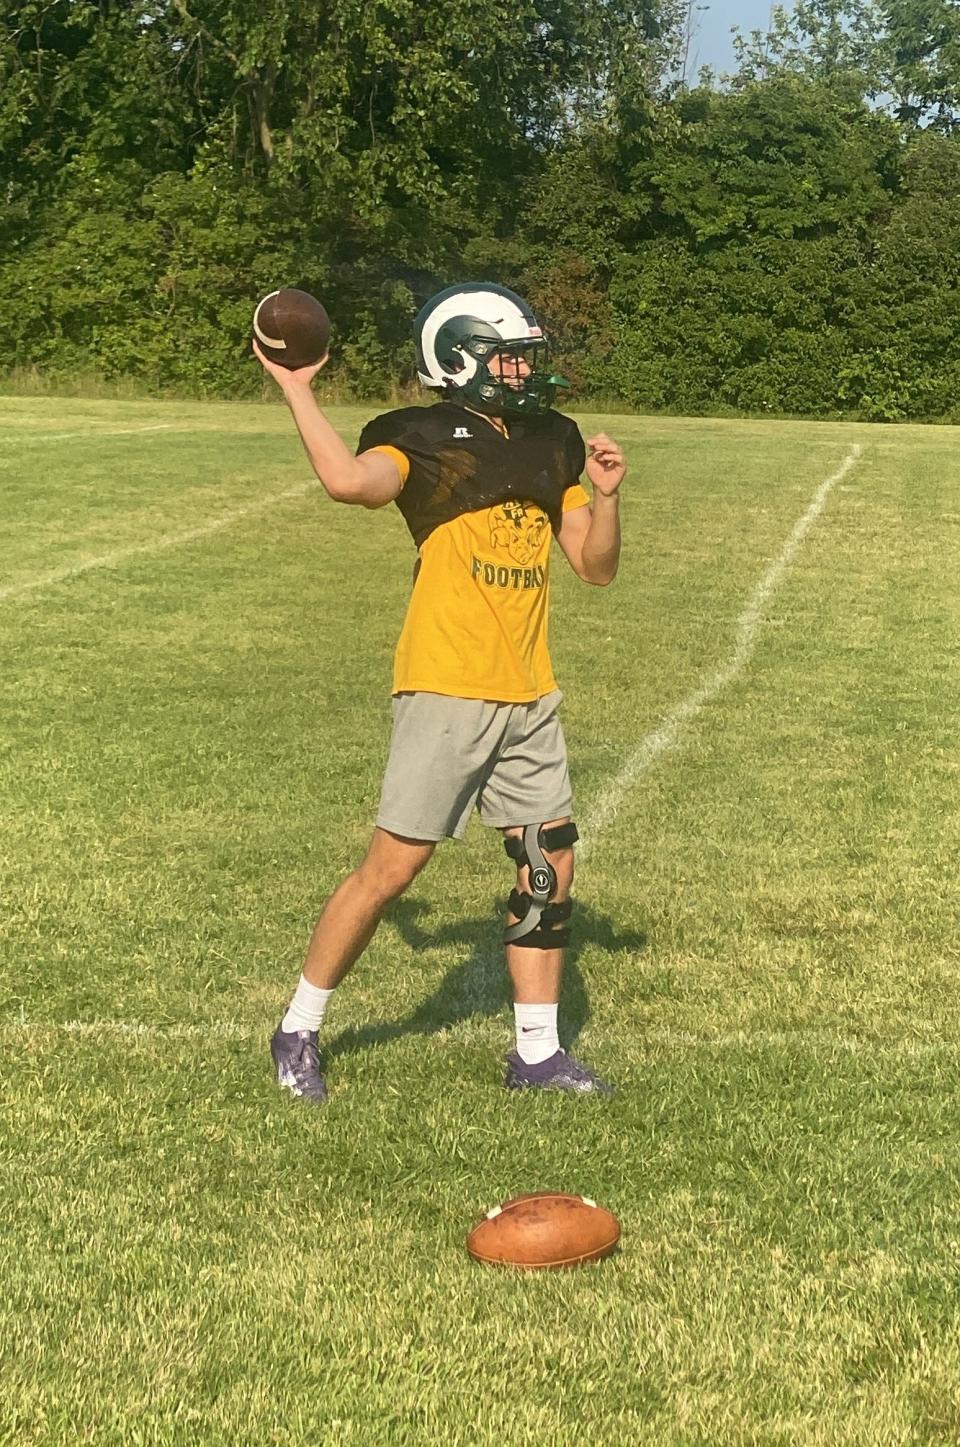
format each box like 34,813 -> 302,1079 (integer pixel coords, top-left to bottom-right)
2,394 -> 960,1445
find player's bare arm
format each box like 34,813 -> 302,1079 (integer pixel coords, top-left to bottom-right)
253,338 -> 404,508
556,432 -> 626,585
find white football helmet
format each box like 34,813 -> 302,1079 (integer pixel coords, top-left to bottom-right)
413,283 -> 567,415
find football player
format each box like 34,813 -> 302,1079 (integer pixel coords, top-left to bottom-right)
254,283 -> 625,1102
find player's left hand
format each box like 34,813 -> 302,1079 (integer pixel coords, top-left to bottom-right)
585,433 -> 626,495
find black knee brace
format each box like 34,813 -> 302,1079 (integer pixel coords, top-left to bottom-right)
503,820 -> 579,948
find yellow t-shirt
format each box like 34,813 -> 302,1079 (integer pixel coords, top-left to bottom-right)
374,443 -> 589,701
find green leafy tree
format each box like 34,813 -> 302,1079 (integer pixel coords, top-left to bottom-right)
729,0 -> 884,89
0,2 -> 198,212
837,128 -> 960,417
640,74 -> 897,244
883,0 -> 960,127
0,0 -> 677,391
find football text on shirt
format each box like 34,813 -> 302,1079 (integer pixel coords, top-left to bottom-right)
470,557 -> 546,591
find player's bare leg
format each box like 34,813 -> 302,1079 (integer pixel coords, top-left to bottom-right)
271,828 -> 435,1102
502,819 -> 613,1095
301,829 -> 436,988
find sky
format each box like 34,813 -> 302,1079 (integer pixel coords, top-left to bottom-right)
688,1 -> 794,79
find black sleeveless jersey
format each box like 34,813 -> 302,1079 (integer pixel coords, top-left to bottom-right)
357,401 -> 586,549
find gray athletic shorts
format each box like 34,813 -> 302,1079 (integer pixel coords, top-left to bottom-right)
376,689 -> 573,841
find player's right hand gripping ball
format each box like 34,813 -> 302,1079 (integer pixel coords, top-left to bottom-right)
253,288 -> 330,369
466,1192 -> 620,1269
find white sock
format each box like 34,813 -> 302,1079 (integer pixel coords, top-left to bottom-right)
514,1003 -> 560,1064
281,976 -> 335,1034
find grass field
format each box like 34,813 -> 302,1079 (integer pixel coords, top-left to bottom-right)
3,394 -> 960,1445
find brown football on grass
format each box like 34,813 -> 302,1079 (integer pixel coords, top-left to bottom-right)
466,1192 -> 620,1269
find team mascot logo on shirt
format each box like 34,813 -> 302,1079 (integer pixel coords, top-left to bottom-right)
488,501 -> 548,565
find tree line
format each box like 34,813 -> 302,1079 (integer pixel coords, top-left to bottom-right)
2,0 -> 960,419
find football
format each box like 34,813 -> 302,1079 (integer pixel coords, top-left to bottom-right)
466,1192 -> 620,1269
252,288 -> 330,369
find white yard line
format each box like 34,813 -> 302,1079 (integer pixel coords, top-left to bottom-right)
1,1017 -> 251,1041
0,1016 -> 953,1058
578,444 -> 863,858
0,423 -> 176,444
0,477 -> 323,602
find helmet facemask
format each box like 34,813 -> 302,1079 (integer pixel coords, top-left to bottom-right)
452,335 -> 568,417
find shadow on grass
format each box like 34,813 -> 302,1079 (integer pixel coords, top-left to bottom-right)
322,897 -> 648,1065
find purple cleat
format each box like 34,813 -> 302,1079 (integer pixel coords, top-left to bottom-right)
505,1048 -> 615,1096
271,1024 -> 328,1104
